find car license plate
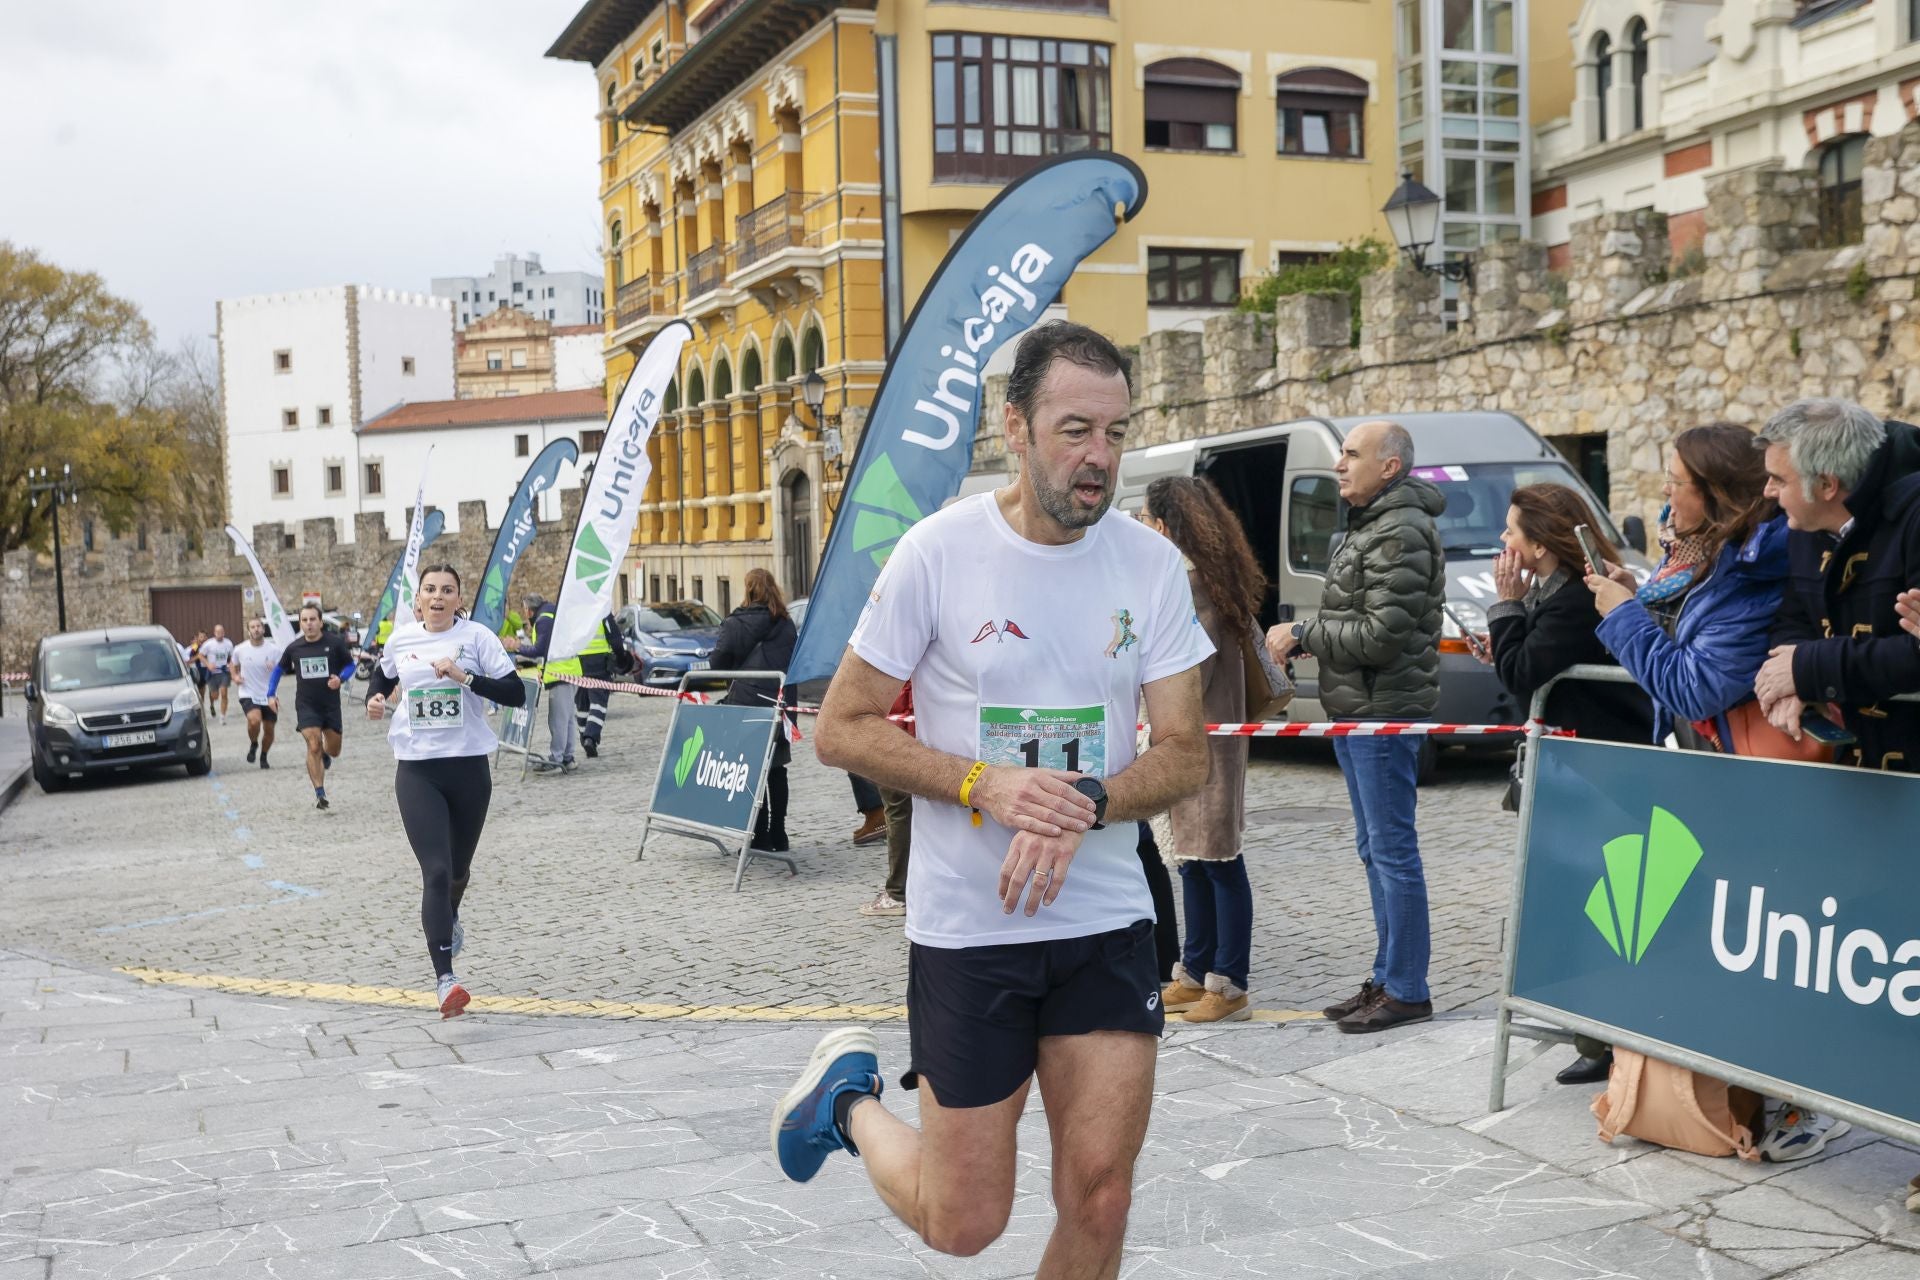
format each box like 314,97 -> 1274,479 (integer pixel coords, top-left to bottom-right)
690,660 -> 709,671
103,730 -> 157,748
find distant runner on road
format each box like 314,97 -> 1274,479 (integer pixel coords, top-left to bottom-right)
230,619 -> 285,769
366,564 -> 526,1019
268,605 -> 355,810
200,625 -> 236,725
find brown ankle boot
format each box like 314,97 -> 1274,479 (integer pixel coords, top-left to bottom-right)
1161,963 -> 1206,1012
1182,974 -> 1251,1024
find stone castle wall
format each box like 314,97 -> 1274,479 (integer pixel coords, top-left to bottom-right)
2,491 -> 585,675
971,122 -> 1920,534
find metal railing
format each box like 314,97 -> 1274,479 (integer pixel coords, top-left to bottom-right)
733,191 -> 810,271
686,244 -> 729,299
615,274 -> 655,328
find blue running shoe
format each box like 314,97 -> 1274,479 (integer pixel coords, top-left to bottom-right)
771,1027 -> 882,1183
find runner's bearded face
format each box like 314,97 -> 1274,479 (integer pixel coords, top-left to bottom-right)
247,620 -> 264,644
419,571 -> 462,632
1014,360 -> 1130,534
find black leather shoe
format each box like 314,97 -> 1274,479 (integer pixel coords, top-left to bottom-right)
582,738 -> 598,759
1556,1051 -> 1613,1085
1322,981 -> 1377,1021
1338,996 -> 1433,1034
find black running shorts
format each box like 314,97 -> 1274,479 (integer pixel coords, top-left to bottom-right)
904,918 -> 1164,1109
239,698 -> 276,724
296,700 -> 343,734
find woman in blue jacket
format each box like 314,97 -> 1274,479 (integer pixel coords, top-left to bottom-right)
1585,422 -> 1787,751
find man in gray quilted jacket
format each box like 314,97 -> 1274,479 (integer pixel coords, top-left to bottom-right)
1267,418 -> 1445,1034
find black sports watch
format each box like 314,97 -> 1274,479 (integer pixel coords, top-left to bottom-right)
1290,621 -> 1309,657
1071,777 -> 1109,831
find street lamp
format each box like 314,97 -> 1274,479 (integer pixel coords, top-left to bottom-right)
1382,171 -> 1469,283
799,369 -> 828,424
26,464 -> 79,632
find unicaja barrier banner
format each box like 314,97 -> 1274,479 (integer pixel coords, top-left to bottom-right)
1512,737 -> 1920,1129
366,510 -> 446,641
787,152 -> 1148,684
223,524 -> 297,646
472,437 -> 579,633
549,320 -> 692,661
395,445 -> 436,625
650,702 -> 780,835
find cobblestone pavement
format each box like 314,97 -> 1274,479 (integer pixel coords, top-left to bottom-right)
0,695 -> 1518,1016
3,949 -> 1916,1279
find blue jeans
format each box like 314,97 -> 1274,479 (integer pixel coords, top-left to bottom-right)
1332,735 -> 1431,1004
1179,858 -> 1253,990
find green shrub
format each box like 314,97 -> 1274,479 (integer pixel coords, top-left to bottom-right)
1239,238 -> 1392,347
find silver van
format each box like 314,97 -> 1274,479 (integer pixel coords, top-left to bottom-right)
1116,411 -> 1648,753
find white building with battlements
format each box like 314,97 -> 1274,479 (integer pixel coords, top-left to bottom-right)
218,286 -> 455,547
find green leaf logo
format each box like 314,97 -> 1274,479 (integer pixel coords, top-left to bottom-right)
848,454 -> 926,570
673,726 -> 704,789
1584,806 -> 1704,963
572,523 -> 614,596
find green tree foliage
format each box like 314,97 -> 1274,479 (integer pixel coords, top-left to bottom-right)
1238,239 -> 1393,347
0,243 -> 224,555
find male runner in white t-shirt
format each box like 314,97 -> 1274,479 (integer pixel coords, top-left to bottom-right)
773,322 -> 1213,1276
230,619 -> 284,768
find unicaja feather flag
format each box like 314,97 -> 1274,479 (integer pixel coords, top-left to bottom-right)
365,510 -> 446,644
472,437 -> 579,633
787,153 -> 1147,683
549,320 -> 693,661
224,524 -> 297,646
394,445 -> 435,625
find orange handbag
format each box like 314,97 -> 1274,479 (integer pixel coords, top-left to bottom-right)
1720,700 -> 1835,764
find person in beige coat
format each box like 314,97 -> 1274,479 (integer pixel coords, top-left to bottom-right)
1139,476 -> 1263,1023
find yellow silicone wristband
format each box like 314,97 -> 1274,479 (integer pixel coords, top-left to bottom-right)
958,760 -> 988,810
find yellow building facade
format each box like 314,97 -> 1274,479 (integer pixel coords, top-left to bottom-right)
550,0 -> 1571,607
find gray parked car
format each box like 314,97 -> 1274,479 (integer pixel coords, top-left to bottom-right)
24,625 -> 212,792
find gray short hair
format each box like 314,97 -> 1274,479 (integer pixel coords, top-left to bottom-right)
1755,398 -> 1884,499
1366,419 -> 1415,472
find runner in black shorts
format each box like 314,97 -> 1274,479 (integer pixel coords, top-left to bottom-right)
774,323 -> 1214,1277
268,604 -> 355,810
231,619 -> 285,768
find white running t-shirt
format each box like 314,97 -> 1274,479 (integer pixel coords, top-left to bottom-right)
378,618 -> 519,761
850,493 -> 1213,949
200,637 -> 234,671
232,640 -> 285,703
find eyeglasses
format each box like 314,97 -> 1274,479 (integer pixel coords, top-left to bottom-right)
1661,473 -> 1695,492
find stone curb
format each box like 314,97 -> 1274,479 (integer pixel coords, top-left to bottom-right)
0,762 -> 26,816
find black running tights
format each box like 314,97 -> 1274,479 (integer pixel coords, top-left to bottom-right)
395,755 -> 493,978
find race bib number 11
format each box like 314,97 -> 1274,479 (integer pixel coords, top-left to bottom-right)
978,705 -> 1106,778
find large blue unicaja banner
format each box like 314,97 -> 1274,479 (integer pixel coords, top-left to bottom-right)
650,703 -> 781,836
1512,737 -> 1920,1127
787,152 -> 1148,683
366,510 -> 445,638
472,437 -> 579,634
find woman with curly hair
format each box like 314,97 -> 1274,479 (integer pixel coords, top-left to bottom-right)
1139,476 -> 1267,1023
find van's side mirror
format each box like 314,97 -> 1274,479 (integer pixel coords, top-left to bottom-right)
1274,603 -> 1296,623
1621,515 -> 1648,555
22,680 -> 37,703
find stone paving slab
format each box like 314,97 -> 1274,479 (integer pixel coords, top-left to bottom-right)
2,953 -> 1916,1278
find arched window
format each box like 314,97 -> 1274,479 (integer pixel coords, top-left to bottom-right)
1144,58 -> 1240,152
1274,67 -> 1367,158
1817,134 -> 1869,247
773,335 -> 796,382
740,346 -> 762,390
1625,19 -> 1648,134
799,326 -> 824,375
608,219 -> 624,289
603,82 -> 617,152
687,365 -> 706,405
663,377 -> 680,413
712,356 -> 732,400
1592,34 -> 1613,143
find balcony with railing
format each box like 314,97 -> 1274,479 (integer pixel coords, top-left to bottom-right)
615,273 -> 656,328
686,244 -> 731,300
734,192 -> 811,271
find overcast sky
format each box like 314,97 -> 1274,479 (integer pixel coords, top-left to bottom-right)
1,2 -> 601,353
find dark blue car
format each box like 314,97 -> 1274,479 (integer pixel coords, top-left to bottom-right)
615,601 -> 722,688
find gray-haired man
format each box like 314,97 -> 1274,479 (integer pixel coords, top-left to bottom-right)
1266,418 -> 1446,1034
1753,397 -> 1920,770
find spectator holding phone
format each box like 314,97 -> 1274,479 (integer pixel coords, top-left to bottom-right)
1486,484 -> 1653,1085
1584,423 -> 1789,754
1750,399 -> 1920,770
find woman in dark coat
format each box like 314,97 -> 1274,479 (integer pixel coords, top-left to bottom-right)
709,568 -> 798,853
1483,482 -> 1652,1087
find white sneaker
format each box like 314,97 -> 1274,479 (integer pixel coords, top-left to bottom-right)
436,974 -> 470,1020
857,891 -> 906,918
1759,1106 -> 1850,1162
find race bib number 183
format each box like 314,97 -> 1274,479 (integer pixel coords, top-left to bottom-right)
978,705 -> 1106,777
407,685 -> 465,730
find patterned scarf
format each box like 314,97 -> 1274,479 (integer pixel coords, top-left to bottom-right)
1637,510 -> 1715,606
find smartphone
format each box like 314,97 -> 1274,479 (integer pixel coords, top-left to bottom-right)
1442,604 -> 1490,660
1799,709 -> 1856,745
1573,523 -> 1607,577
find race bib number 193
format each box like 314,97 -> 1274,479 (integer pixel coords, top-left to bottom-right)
299,656 -> 330,680
978,705 -> 1106,777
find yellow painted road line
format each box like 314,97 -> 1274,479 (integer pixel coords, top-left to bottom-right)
116,966 -> 1324,1026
